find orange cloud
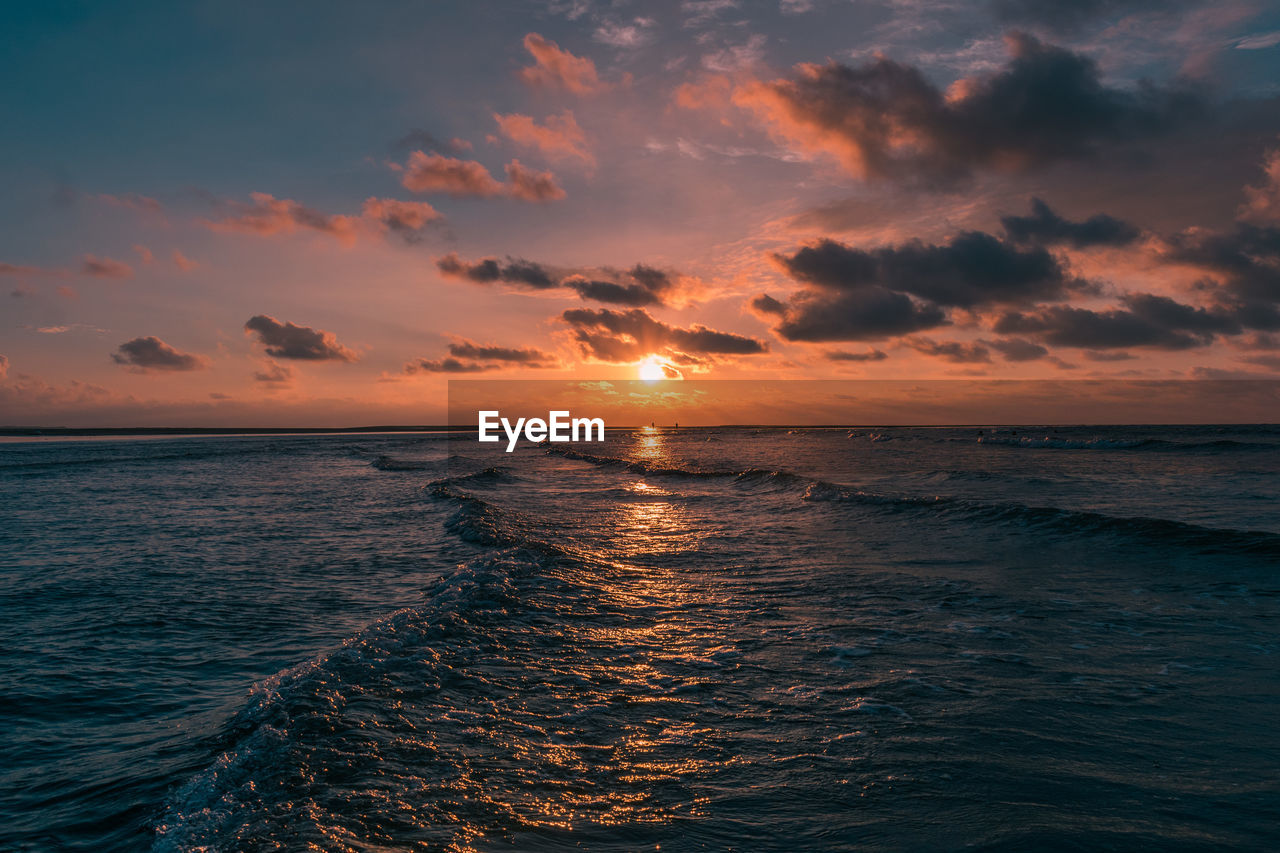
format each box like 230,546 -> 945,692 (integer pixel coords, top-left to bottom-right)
171,249 -> 200,271
494,110 -> 595,169
359,197 -> 443,237
81,255 -> 134,279
205,192 -> 361,244
203,193 -> 440,245
504,160 -> 567,201
520,33 -> 609,95
398,152 -> 565,201
1239,139 -> 1280,224
399,152 -> 506,196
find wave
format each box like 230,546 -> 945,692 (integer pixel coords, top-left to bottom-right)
369,454 -> 439,471
802,481 -> 1280,559
548,445 -> 1280,559
975,435 -> 1280,452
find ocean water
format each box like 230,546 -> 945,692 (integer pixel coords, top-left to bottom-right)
2,426 -> 1278,851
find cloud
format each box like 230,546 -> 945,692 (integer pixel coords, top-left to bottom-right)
494,111 -> 595,168
703,34 -> 768,72
405,357 -> 497,373
824,348 -> 887,362
751,285 -> 948,342
359,198 -> 443,238
111,336 -> 209,371
985,337 -> 1050,361
775,232 -> 1071,309
398,152 -> 566,201
253,360 -> 294,385
172,250 -> 200,272
1,262 -> 60,277
1163,223 -> 1280,327
81,255 -> 134,279
561,307 -> 768,363
0,354 -> 7,380
1001,198 -> 1141,247
732,33 -> 1196,185
1238,140 -> 1280,225
392,129 -> 472,155
994,293 -> 1241,349
989,0 -> 1195,31
437,254 -> 688,306
203,193 -> 440,244
436,253 -> 557,289
504,160 -> 567,201
96,193 -> 165,217
399,152 -> 506,196
406,339 -> 559,373
520,33 -> 609,95
755,226 -> 1083,343
756,229 -> 1072,343
593,18 -> 657,48
682,0 -> 740,27
447,340 -> 559,365
243,315 -> 358,361
904,336 -> 992,363
205,192 -> 360,242
1235,30 -> 1280,50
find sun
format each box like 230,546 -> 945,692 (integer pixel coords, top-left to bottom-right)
637,355 -> 666,381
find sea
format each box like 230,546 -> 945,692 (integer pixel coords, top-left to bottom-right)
1,425 -> 1278,851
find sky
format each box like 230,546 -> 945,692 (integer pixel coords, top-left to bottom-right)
2,0 -> 1280,426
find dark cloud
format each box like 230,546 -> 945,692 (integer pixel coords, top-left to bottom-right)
406,339 -> 559,374
436,253 -> 556,288
406,357 -> 498,373
243,315 -> 358,361
985,337 -> 1050,361
112,336 -> 208,371
1083,350 -> 1137,361
1164,223 -> 1280,327
447,340 -> 557,366
1001,198 -> 1141,248
756,229 -> 1072,343
563,277 -> 662,306
905,337 -> 992,363
994,293 -> 1241,349
561,307 -> 768,362
753,286 -> 948,342
824,348 -> 888,362
740,33 -> 1197,185
436,255 -> 685,306
776,233 -> 1070,309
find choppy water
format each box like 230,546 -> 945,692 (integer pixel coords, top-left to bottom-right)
2,426 -> 1278,851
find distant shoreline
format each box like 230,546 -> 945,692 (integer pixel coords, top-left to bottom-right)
2,423 -> 1276,438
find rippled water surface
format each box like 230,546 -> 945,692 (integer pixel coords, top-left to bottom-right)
2,426 -> 1278,851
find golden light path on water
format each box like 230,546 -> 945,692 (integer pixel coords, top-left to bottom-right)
435,425 -> 726,850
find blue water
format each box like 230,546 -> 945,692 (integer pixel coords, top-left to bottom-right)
1,426 -> 1278,851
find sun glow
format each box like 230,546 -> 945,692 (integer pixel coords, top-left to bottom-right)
637,356 -> 666,382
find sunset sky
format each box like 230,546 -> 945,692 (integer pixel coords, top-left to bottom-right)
3,0 -> 1280,426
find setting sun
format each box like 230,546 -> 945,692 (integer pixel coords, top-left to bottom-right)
637,356 -> 666,382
